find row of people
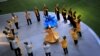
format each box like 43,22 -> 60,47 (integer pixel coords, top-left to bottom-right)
3,23 -> 82,56
68,8 -> 82,37
3,27 -> 21,56
3,4 -> 83,56
3,25 -> 70,56
44,26 -> 82,56
24,36 -> 69,56
3,27 -> 69,56
68,8 -> 82,45
7,4 -> 82,30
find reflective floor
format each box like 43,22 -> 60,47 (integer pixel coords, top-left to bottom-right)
0,12 -> 100,56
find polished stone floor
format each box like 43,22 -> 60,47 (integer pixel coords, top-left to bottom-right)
0,11 -> 100,56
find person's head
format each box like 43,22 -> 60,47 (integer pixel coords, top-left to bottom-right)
24,42 -> 28,45
71,28 -> 75,31
77,15 -> 81,19
62,8 -> 65,10
34,6 -> 37,10
25,10 -> 28,13
5,27 -> 9,30
47,25 -> 51,29
56,4 -> 59,7
68,8 -> 72,12
69,8 -> 72,11
73,28 -> 77,32
64,9 -> 66,11
48,25 -> 51,28
73,11 -> 76,15
7,20 -> 10,23
44,4 -> 46,7
11,13 -> 15,17
43,42 -> 47,45
63,36 -> 66,39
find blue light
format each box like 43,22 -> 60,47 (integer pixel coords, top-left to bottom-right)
44,15 -> 57,28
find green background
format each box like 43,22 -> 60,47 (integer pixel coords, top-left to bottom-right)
0,0 -> 100,37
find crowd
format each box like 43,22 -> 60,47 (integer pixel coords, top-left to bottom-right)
3,4 -> 82,56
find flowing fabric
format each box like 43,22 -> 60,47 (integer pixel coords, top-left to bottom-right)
44,15 -> 57,28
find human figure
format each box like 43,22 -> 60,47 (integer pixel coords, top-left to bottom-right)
7,20 -> 15,35
70,28 -> 78,45
60,36 -> 68,55
11,13 -> 19,29
34,7 -> 40,22
75,15 -> 82,37
45,25 -> 59,43
68,8 -> 72,17
43,4 -> 48,16
62,8 -> 67,23
11,39 -> 22,56
24,42 -> 33,56
25,10 -> 32,25
3,27 -> 10,35
3,27 -> 14,50
68,8 -> 73,23
55,4 -> 60,21
72,11 -> 76,20
71,11 -> 76,28
68,12 -> 73,25
43,42 -> 51,56
7,31 -> 14,50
